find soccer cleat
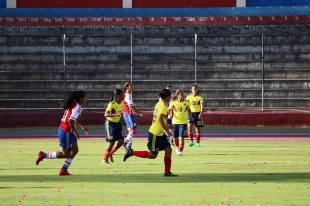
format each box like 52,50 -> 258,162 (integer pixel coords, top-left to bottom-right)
188,142 -> 194,147
196,143 -> 200,147
164,172 -> 178,177
175,148 -> 179,155
178,152 -> 182,156
59,169 -> 71,176
123,148 -> 133,162
36,151 -> 45,165
102,160 -> 110,165
109,154 -> 114,163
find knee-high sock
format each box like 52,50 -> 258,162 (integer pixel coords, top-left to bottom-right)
132,151 -> 151,158
103,150 -> 110,161
110,146 -> 118,155
164,154 -> 171,174
196,133 -> 201,143
179,144 -> 184,152
45,152 -> 57,159
188,132 -> 194,142
124,133 -> 133,147
174,138 -> 179,147
61,158 -> 72,171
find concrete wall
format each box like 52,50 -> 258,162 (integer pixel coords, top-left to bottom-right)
1,25 -> 310,110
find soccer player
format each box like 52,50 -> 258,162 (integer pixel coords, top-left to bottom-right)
35,90 -> 89,175
102,89 -> 125,164
123,88 -> 178,177
122,81 -> 143,152
169,89 -> 194,155
186,85 -> 204,147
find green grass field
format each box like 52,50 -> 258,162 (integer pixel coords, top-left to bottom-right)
1,139 -> 309,206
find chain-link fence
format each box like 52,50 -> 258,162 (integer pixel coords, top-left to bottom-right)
1,26 -> 310,110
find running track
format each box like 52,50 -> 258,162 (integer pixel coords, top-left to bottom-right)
1,129 -> 310,141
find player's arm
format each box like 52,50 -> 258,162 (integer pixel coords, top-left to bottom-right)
129,105 -> 142,115
104,108 -> 122,117
158,113 -> 173,136
76,122 -> 89,135
69,119 -> 80,139
187,107 -> 194,121
199,97 -> 204,118
168,102 -> 174,119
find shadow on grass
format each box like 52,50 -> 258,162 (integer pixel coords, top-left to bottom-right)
0,173 -> 308,183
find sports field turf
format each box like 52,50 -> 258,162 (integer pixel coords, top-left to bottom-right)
0,139 -> 309,205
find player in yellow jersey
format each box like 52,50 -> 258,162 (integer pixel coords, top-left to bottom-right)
123,88 -> 178,177
169,89 -> 194,156
102,89 -> 124,164
186,85 -> 204,147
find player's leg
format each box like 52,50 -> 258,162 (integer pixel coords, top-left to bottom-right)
103,120 -> 117,164
123,132 -> 157,162
36,128 -> 71,165
188,122 -> 194,147
109,123 -> 125,163
122,114 -> 131,149
162,136 -> 178,177
103,141 -> 115,164
177,124 -> 186,155
195,126 -> 201,147
172,124 -> 179,150
123,114 -> 137,151
59,133 -> 78,175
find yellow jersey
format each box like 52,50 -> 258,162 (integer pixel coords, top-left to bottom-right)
106,101 -> 123,123
186,94 -> 204,113
169,100 -> 190,124
149,101 -> 168,136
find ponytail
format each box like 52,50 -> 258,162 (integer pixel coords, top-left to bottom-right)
62,90 -> 86,110
109,92 -> 115,102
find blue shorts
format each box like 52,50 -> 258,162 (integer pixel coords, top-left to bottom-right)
188,112 -> 204,127
123,114 -> 137,129
147,132 -> 170,155
166,119 -> 172,125
58,128 -> 77,151
105,120 -> 124,142
172,124 -> 187,138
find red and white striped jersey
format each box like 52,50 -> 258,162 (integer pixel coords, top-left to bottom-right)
123,92 -> 133,114
59,102 -> 83,133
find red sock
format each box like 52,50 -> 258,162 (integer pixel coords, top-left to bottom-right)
188,133 -> 193,142
110,146 -> 117,155
179,144 -> 184,152
164,154 -> 171,174
103,150 -> 110,161
196,133 -> 201,143
132,151 -> 151,158
174,139 -> 179,147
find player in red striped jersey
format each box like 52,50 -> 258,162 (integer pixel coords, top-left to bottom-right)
122,81 -> 143,152
35,91 -> 89,175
